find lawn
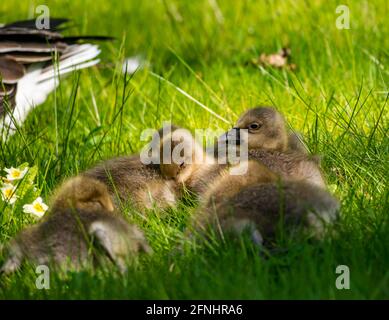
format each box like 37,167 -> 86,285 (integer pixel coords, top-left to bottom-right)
0,0 -> 388,299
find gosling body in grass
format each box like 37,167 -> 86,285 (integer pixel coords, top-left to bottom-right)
0,176 -> 151,275
226,106 -> 326,188
82,125 -> 182,212
83,156 -> 180,212
190,160 -> 340,244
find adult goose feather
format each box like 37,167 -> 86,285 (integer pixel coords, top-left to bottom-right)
0,18 -> 112,140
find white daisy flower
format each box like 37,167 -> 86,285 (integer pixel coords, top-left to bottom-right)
1,183 -> 18,204
23,197 -> 49,218
4,167 -> 28,181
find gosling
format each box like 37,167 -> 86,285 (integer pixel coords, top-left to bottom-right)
189,160 -> 340,245
223,106 -> 326,188
0,176 -> 151,275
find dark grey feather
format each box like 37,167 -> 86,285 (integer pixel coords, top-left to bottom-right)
0,57 -> 25,83
0,41 -> 68,53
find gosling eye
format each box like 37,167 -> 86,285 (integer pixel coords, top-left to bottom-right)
248,122 -> 261,131
179,162 -> 185,168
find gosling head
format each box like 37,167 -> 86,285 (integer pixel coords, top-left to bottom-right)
54,176 -> 115,212
225,106 -> 289,152
159,128 -> 206,183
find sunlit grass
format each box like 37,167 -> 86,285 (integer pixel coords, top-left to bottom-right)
0,0 -> 388,299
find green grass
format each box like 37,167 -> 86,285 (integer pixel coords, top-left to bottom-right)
0,0 -> 388,299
